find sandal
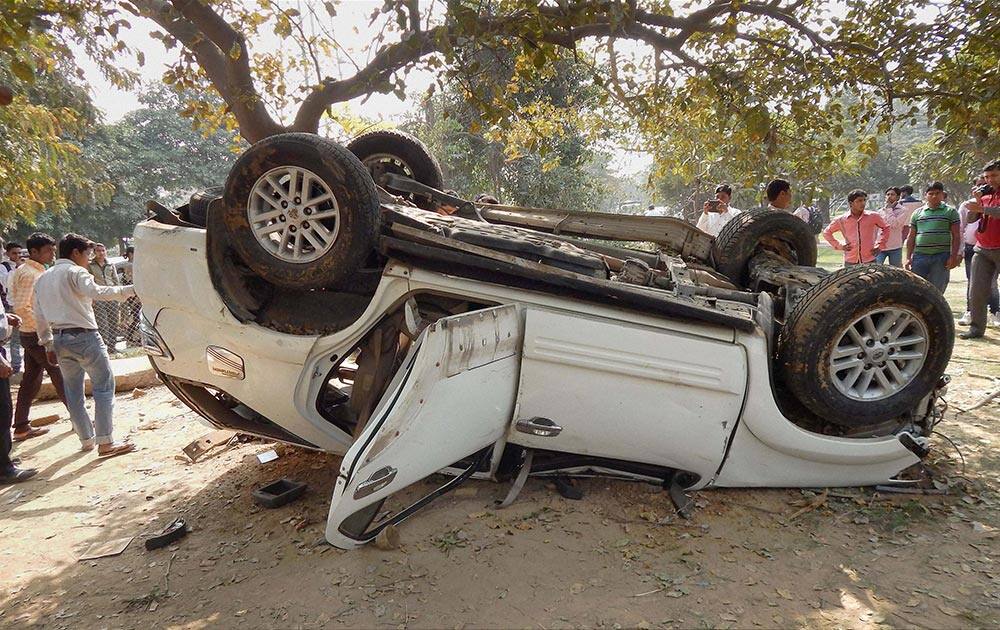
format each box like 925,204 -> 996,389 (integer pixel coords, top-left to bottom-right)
97,442 -> 137,458
13,427 -> 49,441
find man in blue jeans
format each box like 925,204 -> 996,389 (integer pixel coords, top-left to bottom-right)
32,234 -> 137,458
905,182 -> 962,292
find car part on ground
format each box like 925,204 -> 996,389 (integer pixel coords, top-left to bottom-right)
779,264 -> 953,425
347,129 -> 444,208
221,132 -> 380,290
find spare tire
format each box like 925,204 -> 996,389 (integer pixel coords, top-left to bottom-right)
778,264 -> 953,428
347,130 -> 444,205
187,185 -> 223,227
713,209 -> 817,286
221,133 -> 380,291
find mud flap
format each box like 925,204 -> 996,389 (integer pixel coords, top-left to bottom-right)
325,304 -> 524,549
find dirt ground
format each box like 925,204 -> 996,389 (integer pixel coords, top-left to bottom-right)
1,266 -> 998,629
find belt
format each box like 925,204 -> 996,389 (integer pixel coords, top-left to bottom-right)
54,327 -> 96,335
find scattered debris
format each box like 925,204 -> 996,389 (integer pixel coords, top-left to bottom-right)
374,525 -> 401,550
256,449 -> 279,464
145,518 -> 189,551
252,478 -> 307,508
958,377 -> 999,412
79,536 -> 134,561
181,429 -> 237,463
131,387 -> 148,399
875,485 -> 948,496
30,414 -> 60,428
787,489 -> 828,522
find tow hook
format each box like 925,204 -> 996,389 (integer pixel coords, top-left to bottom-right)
898,433 -> 930,459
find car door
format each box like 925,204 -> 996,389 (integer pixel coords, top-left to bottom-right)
325,304 -> 523,549
509,308 -> 747,484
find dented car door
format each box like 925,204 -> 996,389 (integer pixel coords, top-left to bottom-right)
325,304 -> 523,549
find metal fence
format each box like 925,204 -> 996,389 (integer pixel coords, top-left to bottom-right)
93,298 -> 143,354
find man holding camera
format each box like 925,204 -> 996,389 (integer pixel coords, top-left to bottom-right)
960,160 -> 1000,340
696,184 -> 742,236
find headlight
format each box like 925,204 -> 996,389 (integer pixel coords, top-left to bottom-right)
139,313 -> 173,360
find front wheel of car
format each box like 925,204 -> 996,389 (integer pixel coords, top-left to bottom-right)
220,133 -> 380,291
779,264 -> 954,427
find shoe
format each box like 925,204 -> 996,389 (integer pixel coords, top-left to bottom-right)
97,442 -> 137,458
0,467 -> 37,484
959,330 -> 985,340
80,438 -> 96,452
957,311 -> 972,326
12,427 -> 49,441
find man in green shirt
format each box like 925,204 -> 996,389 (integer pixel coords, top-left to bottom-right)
905,181 -> 962,292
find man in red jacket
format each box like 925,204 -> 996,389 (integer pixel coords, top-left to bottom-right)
961,160 -> 1000,340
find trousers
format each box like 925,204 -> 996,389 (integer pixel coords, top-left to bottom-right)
53,330 -> 118,445
13,332 -> 66,432
969,247 -> 1000,336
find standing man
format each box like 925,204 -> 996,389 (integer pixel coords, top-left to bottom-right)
0,241 -> 23,374
0,292 -> 33,484
87,243 -> 121,350
958,177 -> 1000,326
696,184 -> 742,236
823,190 -> 890,265
10,233 -> 67,441
960,160 -> 1000,340
876,187 -> 910,266
34,234 -> 136,457
765,179 -> 793,213
905,182 -> 962,292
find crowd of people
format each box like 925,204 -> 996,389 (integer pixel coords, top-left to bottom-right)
697,160 -> 1000,339
1,233 -> 137,485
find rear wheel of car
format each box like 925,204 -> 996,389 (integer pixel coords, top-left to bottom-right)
187,185 -> 223,227
347,130 -> 444,205
713,209 -> 817,285
220,132 -> 380,291
779,264 -> 953,427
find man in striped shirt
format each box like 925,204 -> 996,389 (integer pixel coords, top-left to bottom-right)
904,182 -> 962,292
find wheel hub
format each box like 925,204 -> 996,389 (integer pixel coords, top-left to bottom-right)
828,307 -> 928,402
246,166 -> 340,264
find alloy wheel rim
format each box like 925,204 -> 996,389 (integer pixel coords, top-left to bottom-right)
829,307 -> 928,401
247,166 -> 340,264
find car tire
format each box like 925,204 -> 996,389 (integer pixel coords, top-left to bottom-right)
779,264 -> 953,427
187,185 -> 223,227
221,132 -> 380,291
713,208 -> 817,285
347,129 -> 444,204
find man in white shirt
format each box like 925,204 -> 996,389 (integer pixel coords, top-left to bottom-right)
766,179 -> 796,215
33,234 -> 137,458
696,184 -> 742,236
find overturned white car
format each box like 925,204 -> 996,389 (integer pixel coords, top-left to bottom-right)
134,131 -> 952,549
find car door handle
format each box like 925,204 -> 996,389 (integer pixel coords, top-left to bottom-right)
353,466 -> 398,500
515,417 -> 562,437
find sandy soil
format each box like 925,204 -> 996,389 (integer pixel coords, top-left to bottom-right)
1,269 -> 998,629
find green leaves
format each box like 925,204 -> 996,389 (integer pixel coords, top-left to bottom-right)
10,58 -> 34,83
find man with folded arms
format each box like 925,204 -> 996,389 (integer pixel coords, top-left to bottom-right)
33,234 -> 137,457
